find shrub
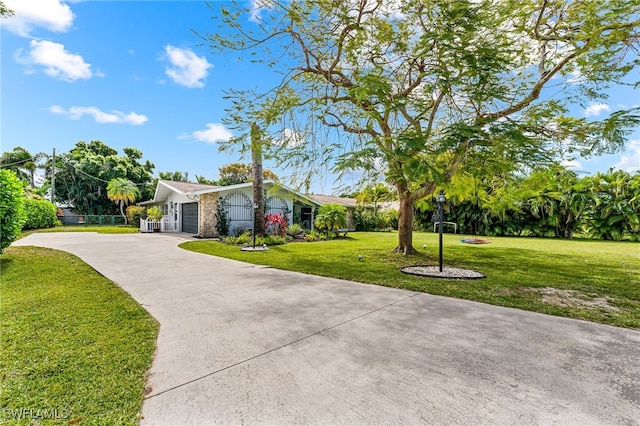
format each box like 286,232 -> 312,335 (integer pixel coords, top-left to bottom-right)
235,231 -> 253,245
0,170 -> 26,253
256,235 -> 286,246
380,209 -> 399,230
354,207 -> 377,231
222,235 -> 238,244
304,229 -> 325,242
126,206 -> 146,228
314,203 -> 347,237
224,231 -> 252,245
286,223 -> 304,237
22,199 -> 58,230
147,206 -> 163,221
222,232 -> 286,246
217,204 -> 230,236
265,212 -> 288,237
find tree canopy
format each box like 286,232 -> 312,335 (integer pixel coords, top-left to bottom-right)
216,162 -> 279,186
208,0 -> 640,254
0,146 -> 45,187
0,1 -> 13,18
158,171 -> 190,182
48,141 -> 155,214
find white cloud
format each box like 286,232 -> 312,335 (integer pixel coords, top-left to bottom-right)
15,40 -> 93,82
3,0 -> 74,37
163,45 -> 212,88
187,123 -> 233,143
615,140 -> 640,173
278,128 -> 304,147
584,102 -> 610,118
248,0 -> 272,22
561,158 -> 583,170
50,105 -> 148,125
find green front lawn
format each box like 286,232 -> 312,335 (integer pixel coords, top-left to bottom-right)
0,246 -> 158,425
181,232 -> 640,329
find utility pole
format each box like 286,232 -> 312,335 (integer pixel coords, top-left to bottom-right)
50,148 -> 56,205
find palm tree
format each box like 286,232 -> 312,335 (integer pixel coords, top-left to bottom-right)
107,178 -> 140,225
314,203 -> 347,237
356,182 -> 394,219
0,146 -> 45,187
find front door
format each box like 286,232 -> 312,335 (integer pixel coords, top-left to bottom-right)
301,207 -> 313,229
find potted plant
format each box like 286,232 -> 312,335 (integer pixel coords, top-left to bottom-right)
146,206 -> 163,232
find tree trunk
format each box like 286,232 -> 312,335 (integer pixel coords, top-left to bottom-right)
392,190 -> 417,255
120,201 -> 127,225
251,123 -> 266,237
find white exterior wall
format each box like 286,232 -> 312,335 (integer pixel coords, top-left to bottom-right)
217,187 -> 295,236
150,192 -> 198,233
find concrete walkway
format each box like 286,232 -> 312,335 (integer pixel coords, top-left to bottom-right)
15,233 -> 640,425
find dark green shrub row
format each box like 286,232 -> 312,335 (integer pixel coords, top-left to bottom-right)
354,207 -> 399,231
22,199 -> 58,230
0,170 -> 26,253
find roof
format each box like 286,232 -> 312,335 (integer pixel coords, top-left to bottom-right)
308,194 -> 359,208
141,180 -> 220,204
159,180 -> 219,194
141,179 -> 323,207
379,200 -> 400,211
195,180 -> 323,207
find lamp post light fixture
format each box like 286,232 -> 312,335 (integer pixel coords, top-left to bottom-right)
436,190 -> 446,272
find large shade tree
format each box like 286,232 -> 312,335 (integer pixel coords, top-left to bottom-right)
48,141 -> 155,214
209,0 -> 640,254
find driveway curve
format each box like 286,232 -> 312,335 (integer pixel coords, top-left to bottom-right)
15,232 -> 640,425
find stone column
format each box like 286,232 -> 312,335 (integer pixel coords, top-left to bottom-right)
199,192 -> 219,238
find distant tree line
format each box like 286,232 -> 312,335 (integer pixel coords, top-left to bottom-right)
0,142 -> 280,216
158,162 -> 278,186
412,166 -> 640,241
2,142 -> 638,241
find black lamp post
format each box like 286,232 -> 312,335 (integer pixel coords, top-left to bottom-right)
253,203 -> 258,248
437,190 -> 446,272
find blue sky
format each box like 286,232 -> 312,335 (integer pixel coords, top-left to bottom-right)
1,0 -> 639,196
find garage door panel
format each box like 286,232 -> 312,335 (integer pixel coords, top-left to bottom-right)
182,203 -> 198,234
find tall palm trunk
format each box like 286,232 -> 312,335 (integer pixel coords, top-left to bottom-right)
120,200 -> 127,225
251,123 -> 265,237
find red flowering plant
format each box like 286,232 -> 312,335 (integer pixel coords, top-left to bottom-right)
264,212 -> 288,237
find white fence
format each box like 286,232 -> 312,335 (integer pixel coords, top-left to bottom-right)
140,219 -> 160,233
140,216 -> 179,233
162,216 -> 179,232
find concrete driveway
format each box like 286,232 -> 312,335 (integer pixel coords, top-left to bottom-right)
15,232 -> 640,425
